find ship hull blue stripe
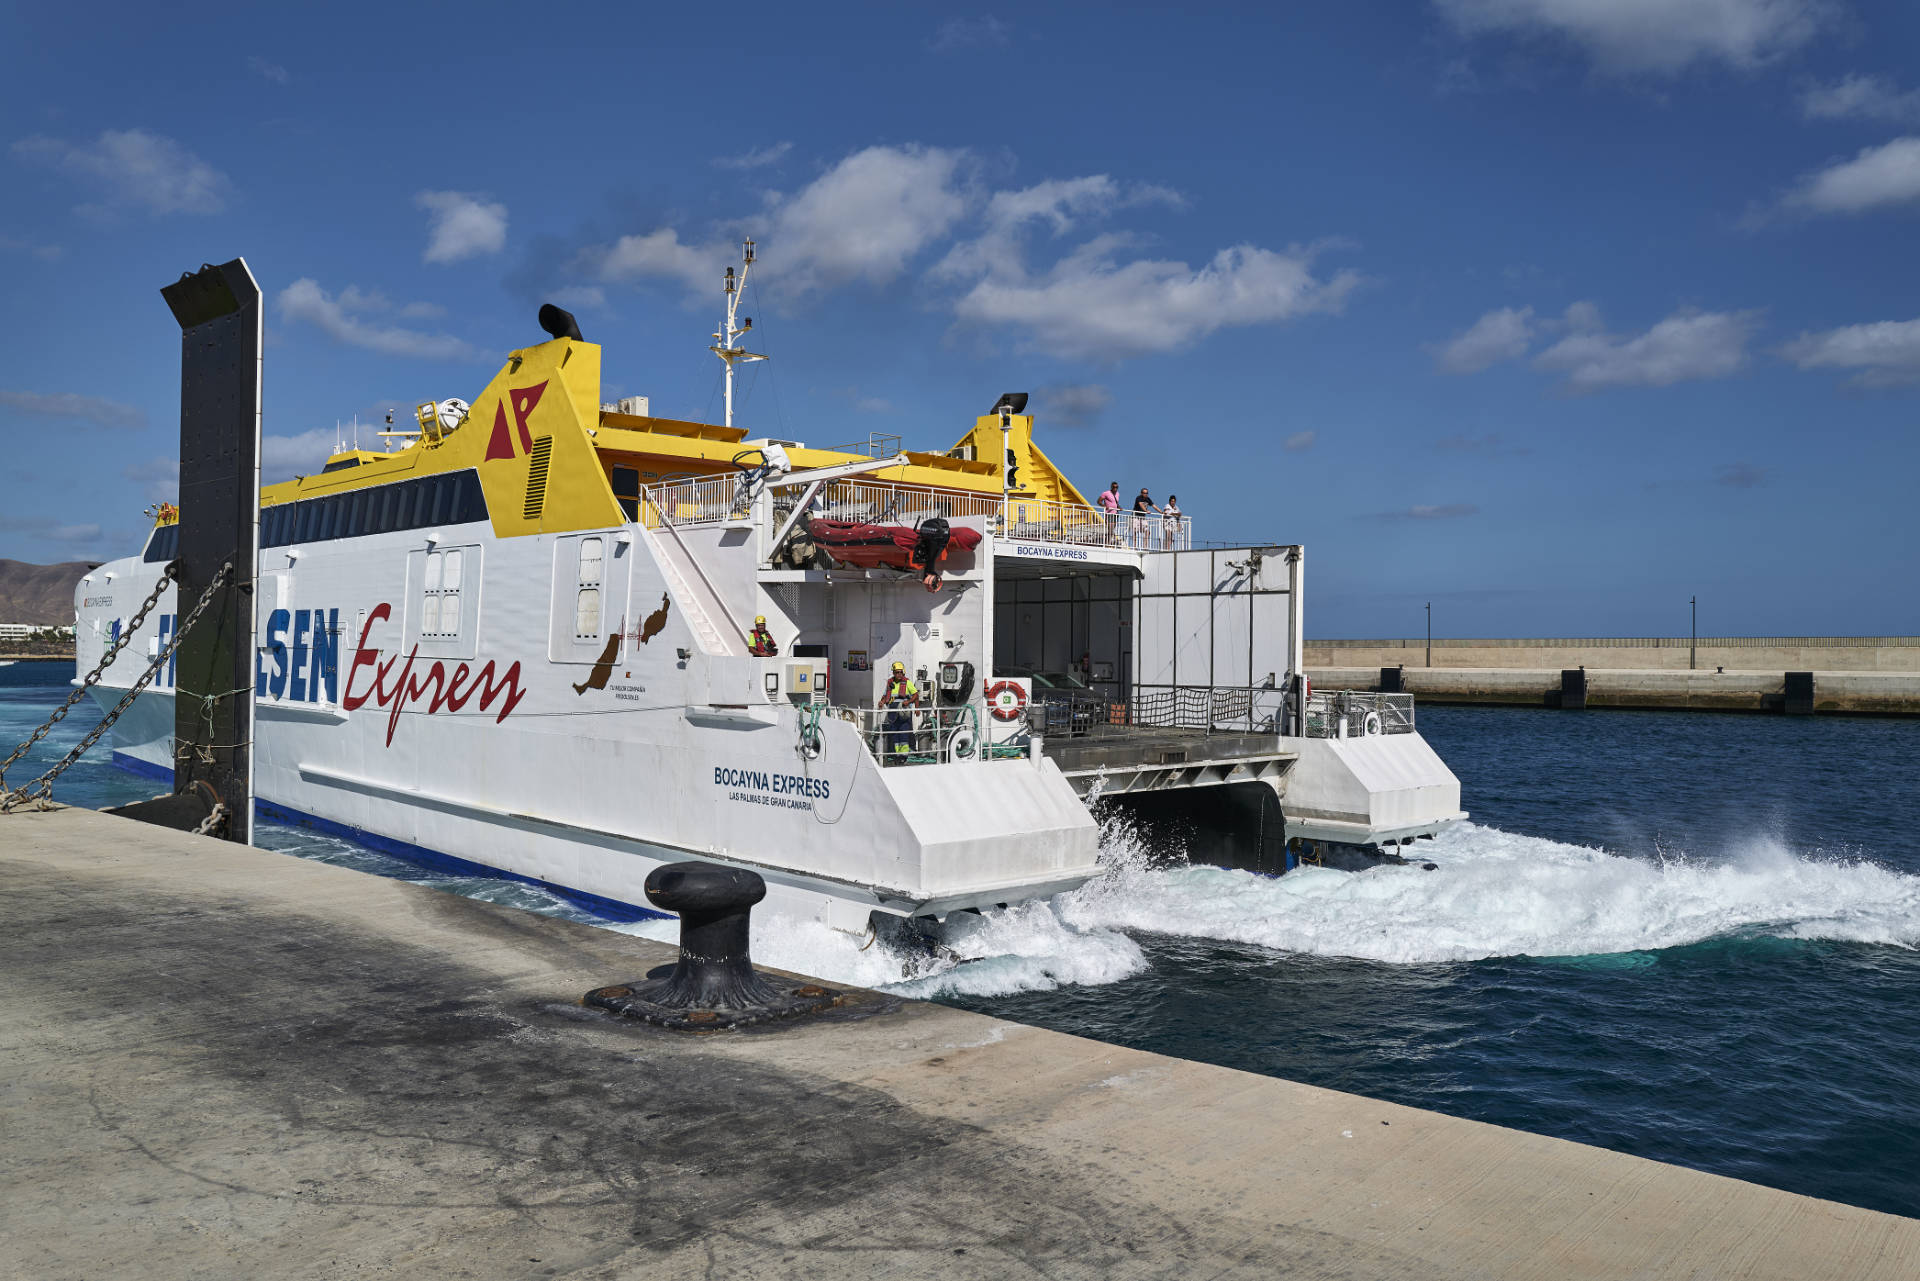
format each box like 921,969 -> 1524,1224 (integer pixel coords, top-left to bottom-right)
107,751 -> 666,924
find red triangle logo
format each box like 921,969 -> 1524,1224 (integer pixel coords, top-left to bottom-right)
485,401 -> 514,461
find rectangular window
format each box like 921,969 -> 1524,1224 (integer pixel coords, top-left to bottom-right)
574,536 -> 604,638
420,548 -> 464,639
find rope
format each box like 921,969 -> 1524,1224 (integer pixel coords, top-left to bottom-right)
1,560 -> 234,813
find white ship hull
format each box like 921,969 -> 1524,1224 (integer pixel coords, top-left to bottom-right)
78,515 -> 1100,929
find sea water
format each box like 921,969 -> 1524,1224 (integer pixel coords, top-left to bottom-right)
6,660 -> 1918,1217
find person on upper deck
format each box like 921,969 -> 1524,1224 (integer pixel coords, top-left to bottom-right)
1130,488 -> 1161,550
1098,482 -> 1121,545
1161,495 -> 1182,550
879,661 -> 920,763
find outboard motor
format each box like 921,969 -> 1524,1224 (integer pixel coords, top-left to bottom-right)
910,516 -> 953,591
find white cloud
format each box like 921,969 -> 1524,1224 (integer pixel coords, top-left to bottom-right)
1801,74 -> 1920,124
1532,304 -> 1758,391
277,279 -> 476,361
1433,0 -> 1833,74
714,141 -> 793,170
546,285 -> 608,314
591,228 -> 719,293
12,129 -> 231,216
1376,503 -> 1478,520
579,144 -> 1351,361
934,174 -> 1183,281
1781,137 -> 1920,215
248,56 -> 290,84
853,396 -> 895,414
951,239 -> 1360,361
930,15 -> 1010,51
1037,384 -> 1113,428
760,145 -> 970,292
1780,316 -> 1920,386
416,190 -> 508,263
1284,430 -> 1316,452
0,234 -> 62,261
1432,306 -> 1536,373
0,389 -> 145,429
0,514 -> 105,544
586,145 -> 971,297
123,456 -> 179,504
261,427 -> 346,482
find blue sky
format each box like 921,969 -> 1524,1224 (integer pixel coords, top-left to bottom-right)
2,1 -> 1916,637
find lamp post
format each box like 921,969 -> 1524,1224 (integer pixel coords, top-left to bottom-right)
1690,595 -> 1697,671
1426,601 -> 1432,669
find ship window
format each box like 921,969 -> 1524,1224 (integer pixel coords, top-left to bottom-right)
574,536 -> 604,638
142,524 -> 180,563
258,471 -> 489,549
421,548 -> 462,638
611,465 -> 640,522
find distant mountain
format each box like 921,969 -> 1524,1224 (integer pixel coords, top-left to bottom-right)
0,560 -> 100,626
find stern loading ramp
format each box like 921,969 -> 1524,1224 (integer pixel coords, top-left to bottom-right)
6,805 -> 1917,1281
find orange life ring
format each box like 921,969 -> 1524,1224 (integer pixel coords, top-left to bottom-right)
986,680 -> 1028,722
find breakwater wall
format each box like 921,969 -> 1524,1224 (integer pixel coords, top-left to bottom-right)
1308,636 -> 1920,673
1312,665 -> 1920,716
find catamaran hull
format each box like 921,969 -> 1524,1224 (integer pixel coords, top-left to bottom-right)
76,514 -> 1100,931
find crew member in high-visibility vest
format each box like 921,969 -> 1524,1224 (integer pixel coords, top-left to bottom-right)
879,661 -> 919,762
748,615 -> 778,657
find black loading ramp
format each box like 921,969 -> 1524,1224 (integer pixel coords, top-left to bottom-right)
1041,730 -> 1295,799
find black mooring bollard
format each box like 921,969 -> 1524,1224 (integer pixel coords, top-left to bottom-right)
584,861 -> 838,1030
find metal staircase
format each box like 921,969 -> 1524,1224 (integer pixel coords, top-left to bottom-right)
645,522 -> 746,657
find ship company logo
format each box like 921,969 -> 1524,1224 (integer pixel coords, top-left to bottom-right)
484,381 -> 549,461
340,603 -> 528,746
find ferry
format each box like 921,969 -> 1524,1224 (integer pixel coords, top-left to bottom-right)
74,245 -> 1465,933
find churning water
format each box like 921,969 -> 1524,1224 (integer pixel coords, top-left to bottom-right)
7,661 -> 1919,1217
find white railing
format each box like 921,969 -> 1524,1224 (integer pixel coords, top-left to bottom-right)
789,480 -> 1000,528
825,703 -> 1025,766
643,474 -> 1193,552
1002,496 -> 1192,551
642,476 -> 739,527
1302,690 -> 1416,739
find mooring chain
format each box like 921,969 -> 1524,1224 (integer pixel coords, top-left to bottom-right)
192,800 -> 229,837
0,560 -> 234,813
0,561 -> 177,785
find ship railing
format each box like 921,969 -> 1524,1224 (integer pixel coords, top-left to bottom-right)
828,703 -> 1017,766
1001,496 -> 1193,551
641,476 -> 740,528
1301,689 -> 1416,739
1033,685 -> 1287,738
778,479 -> 1002,530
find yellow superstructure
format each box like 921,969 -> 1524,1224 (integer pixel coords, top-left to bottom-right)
151,334 -> 1089,541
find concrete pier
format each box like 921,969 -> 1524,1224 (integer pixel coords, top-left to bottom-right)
1312,665 -> 1920,715
5,806 -> 1917,1279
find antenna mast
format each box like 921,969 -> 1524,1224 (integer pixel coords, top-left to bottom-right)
710,239 -> 767,429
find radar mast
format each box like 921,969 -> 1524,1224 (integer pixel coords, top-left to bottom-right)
710,239 -> 767,430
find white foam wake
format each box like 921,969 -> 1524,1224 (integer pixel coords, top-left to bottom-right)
1063,823 -> 1920,964
628,821 -> 1920,998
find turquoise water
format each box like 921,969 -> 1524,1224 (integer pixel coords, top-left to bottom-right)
7,659 -> 1919,1217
